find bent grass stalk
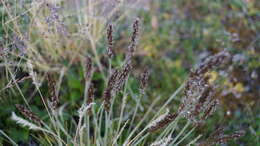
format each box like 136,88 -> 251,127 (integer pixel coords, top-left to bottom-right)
123,96 -> 162,146
187,134 -> 203,146
11,112 -> 66,145
116,80 -> 129,135
170,121 -> 191,144
134,133 -> 149,146
156,116 -> 180,141
0,130 -> 18,146
113,120 -> 129,145
175,127 -> 196,146
5,66 -> 30,109
124,83 -> 185,145
153,82 -> 185,118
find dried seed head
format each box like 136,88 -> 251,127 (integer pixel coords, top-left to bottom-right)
87,83 -> 94,104
139,68 -> 149,94
131,19 -> 139,45
84,56 -> 93,81
198,127 -> 245,146
179,51 -> 231,125
201,100 -> 218,121
87,83 -> 94,115
215,130 -> 245,144
191,51 -> 231,76
126,19 -> 139,60
180,75 -> 218,124
47,74 -> 59,109
15,104 -> 42,125
108,69 -> 120,90
113,59 -> 132,94
103,60 -> 132,112
106,24 -> 114,58
102,20 -> 140,112
103,88 -> 112,112
103,69 -> 119,112
148,109 -> 178,132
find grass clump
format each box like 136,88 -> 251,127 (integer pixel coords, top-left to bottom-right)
1,0 -> 257,145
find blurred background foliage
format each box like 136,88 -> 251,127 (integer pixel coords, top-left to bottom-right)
135,0 -> 260,145
0,0 -> 259,145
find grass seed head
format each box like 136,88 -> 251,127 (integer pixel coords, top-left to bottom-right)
84,56 -> 93,81
103,88 -> 112,112
197,127 -> 245,146
103,69 -> 120,112
106,24 -> 115,58
126,19 -> 140,61
180,51 -> 231,125
139,68 -> 149,94
87,83 -> 94,115
113,59 -> 132,94
47,74 -> 59,109
148,109 -> 178,132
191,51 -> 231,77
15,104 -> 42,125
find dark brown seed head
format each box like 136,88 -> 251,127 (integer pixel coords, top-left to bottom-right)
113,59 -> 132,94
201,100 -> 218,121
102,69 -> 119,112
139,68 -> 149,94
103,88 -> 112,112
148,113 -> 178,132
127,19 -> 140,60
106,24 -> 114,58
197,127 -> 245,146
181,75 -> 216,124
191,51 -> 231,76
131,19 -> 139,44
103,59 -> 133,112
15,104 -> 43,125
107,69 -> 120,90
47,74 -> 59,109
180,51 -> 231,124
84,56 -> 93,81
87,83 -> 94,115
